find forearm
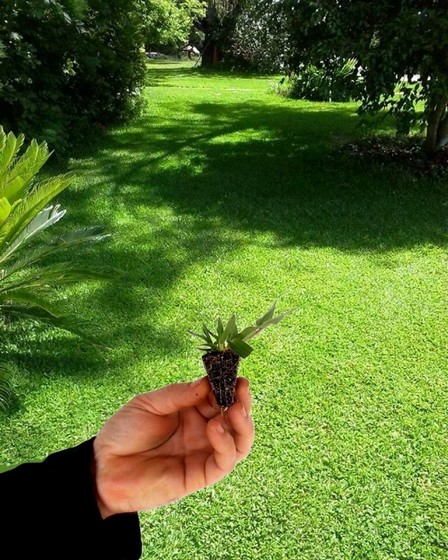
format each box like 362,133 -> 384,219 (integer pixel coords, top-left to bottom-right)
0,438 -> 142,559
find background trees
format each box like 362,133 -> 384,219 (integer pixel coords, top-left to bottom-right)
282,0 -> 448,154
215,0 -> 448,154
140,0 -> 206,55
0,0 -> 146,149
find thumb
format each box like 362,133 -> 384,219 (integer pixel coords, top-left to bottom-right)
139,376 -> 210,416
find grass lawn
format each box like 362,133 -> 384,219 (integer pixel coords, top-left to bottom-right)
1,60 -> 448,559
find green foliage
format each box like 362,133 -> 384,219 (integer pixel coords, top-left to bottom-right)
289,58 -> 360,103
279,0 -> 448,152
0,361 -> 13,412
221,0 -> 288,72
0,127 -> 109,344
140,0 -> 206,52
189,302 -> 295,358
0,0 -> 146,150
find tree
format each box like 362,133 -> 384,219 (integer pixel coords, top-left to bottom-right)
140,0 -> 206,54
0,0 -> 146,149
200,0 -> 239,66
223,0 -> 288,71
281,0 -> 448,154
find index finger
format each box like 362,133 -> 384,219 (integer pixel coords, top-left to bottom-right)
137,376 -> 210,416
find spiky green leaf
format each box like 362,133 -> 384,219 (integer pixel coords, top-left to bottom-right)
191,303 -> 296,358
188,330 -> 211,344
0,173 -> 74,250
228,337 -> 254,358
255,301 -> 277,327
0,138 -> 51,203
0,226 -> 110,273
238,325 -> 261,342
1,304 -> 106,348
217,316 -> 224,338
223,313 -> 238,342
0,197 -> 11,227
0,131 -> 25,176
256,307 -> 297,329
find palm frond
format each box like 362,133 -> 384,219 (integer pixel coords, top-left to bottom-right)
0,128 -> 112,350
0,263 -> 108,296
0,204 -> 66,262
1,304 -> 107,348
0,173 -> 74,250
0,129 -> 25,178
0,225 -> 110,273
0,289 -> 64,316
0,136 -> 51,203
0,360 -> 14,412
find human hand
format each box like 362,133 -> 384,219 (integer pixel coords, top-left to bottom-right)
93,376 -> 254,518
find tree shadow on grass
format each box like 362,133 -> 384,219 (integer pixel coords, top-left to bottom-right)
65,99 -> 447,255
24,85 -> 446,384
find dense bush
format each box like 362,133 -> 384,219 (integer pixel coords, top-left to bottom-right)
288,58 -> 361,103
0,0 -> 146,150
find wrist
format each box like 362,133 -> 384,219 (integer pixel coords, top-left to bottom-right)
91,441 -> 116,520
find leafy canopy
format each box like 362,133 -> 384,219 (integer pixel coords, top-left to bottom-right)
279,0 -> 448,152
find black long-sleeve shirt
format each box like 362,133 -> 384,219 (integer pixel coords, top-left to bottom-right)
1,438 -> 142,559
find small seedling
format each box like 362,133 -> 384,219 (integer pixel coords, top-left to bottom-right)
189,301 -> 295,409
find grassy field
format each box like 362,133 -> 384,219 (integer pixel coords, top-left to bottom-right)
1,61 -> 448,559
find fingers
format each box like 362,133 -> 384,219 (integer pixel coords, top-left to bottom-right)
195,376 -> 252,420
137,376 -> 210,416
205,417 -> 237,484
226,378 -> 255,461
194,388 -> 220,419
204,378 -> 254,484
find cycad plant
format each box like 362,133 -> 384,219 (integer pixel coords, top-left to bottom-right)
0,127 -> 109,409
189,302 -> 295,408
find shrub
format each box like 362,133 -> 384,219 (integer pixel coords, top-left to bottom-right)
289,58 -> 361,102
0,0 -> 146,150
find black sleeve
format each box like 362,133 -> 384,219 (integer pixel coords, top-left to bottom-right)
0,438 -> 142,559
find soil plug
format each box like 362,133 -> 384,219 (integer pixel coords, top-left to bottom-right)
189,302 -> 296,409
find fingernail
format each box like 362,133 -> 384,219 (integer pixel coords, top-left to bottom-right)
190,376 -> 204,388
216,422 -> 225,434
241,404 -> 248,418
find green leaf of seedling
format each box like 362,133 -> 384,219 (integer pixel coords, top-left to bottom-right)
228,337 -> 254,358
255,301 -> 277,326
217,316 -> 224,337
239,325 -> 260,341
202,323 -> 218,345
223,313 -> 238,342
258,307 -> 296,329
188,330 -> 210,344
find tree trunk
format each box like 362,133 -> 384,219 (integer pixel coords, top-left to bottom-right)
201,38 -> 219,66
424,96 -> 448,155
436,110 -> 448,148
201,2 -> 219,67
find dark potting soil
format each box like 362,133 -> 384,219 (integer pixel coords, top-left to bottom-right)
202,349 -> 240,408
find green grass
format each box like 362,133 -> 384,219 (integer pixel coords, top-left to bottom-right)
1,60 -> 448,559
